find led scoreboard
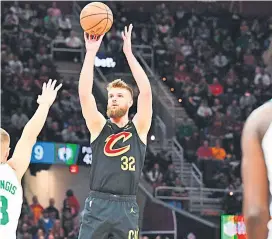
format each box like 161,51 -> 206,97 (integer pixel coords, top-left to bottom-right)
30,142 -> 92,166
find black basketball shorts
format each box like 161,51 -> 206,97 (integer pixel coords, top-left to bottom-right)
78,191 -> 139,239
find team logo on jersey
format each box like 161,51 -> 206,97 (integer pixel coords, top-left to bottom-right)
104,132 -> 132,157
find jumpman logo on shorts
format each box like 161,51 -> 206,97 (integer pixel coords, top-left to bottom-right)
130,207 -> 136,214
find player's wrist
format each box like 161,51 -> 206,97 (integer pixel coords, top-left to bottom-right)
38,102 -> 51,109
85,50 -> 97,58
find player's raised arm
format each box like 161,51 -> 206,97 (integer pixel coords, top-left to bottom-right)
8,80 -> 62,180
241,105 -> 271,239
79,33 -> 106,138
122,24 -> 153,141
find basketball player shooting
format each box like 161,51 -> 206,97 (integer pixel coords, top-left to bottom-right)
242,99 -> 272,239
0,80 -> 62,238
78,24 -> 152,239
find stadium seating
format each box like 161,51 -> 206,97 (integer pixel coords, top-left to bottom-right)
2,1 -> 272,238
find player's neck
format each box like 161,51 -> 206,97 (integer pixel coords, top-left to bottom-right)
110,116 -> 129,128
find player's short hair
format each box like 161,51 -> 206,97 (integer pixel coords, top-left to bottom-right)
107,79 -> 133,98
0,128 -> 10,145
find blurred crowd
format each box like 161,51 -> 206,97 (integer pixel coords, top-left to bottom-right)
17,190 -> 80,239
153,2 -> 272,193
1,1 -> 90,151
2,1 -> 272,231
148,2 -> 271,214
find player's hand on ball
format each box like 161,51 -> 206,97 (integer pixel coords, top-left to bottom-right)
122,24 -> 133,55
37,79 -> 62,106
84,32 -> 104,53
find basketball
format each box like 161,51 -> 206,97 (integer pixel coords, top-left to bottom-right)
80,2 -> 113,35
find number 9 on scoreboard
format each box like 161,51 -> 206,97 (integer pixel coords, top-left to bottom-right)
34,145 -> 44,160
31,142 -> 54,164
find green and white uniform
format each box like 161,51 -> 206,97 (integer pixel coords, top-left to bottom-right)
0,163 -> 23,239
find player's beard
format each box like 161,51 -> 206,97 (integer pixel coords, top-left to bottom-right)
107,105 -> 128,118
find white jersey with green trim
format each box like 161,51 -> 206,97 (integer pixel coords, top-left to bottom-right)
0,163 -> 23,239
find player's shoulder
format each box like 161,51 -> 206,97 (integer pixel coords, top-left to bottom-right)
243,101 -> 272,139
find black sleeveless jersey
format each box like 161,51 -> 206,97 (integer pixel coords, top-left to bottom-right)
89,120 -> 146,195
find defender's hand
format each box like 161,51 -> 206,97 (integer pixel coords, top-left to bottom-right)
122,24 -> 133,55
84,33 -> 104,53
37,79 -> 62,107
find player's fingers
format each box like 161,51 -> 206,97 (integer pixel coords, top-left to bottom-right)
55,83 -> 63,92
129,24 -> 133,34
121,31 -> 125,40
89,35 -> 96,42
42,83 -> 46,91
97,34 -> 105,42
125,26 -> 128,35
51,79 -> 57,90
47,79 -> 52,89
84,32 -> 88,41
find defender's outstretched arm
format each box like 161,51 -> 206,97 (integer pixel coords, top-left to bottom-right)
8,80 -> 62,180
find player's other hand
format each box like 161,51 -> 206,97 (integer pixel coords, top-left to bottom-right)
37,79 -> 62,107
84,33 -> 104,54
122,24 -> 133,55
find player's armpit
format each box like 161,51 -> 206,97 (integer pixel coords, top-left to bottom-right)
8,136 -> 37,181
241,109 -> 270,239
79,93 -> 106,137
133,91 -> 153,142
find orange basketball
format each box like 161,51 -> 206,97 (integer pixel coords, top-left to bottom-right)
80,2 -> 113,35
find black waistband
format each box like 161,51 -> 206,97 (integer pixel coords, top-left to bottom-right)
89,190 -> 136,202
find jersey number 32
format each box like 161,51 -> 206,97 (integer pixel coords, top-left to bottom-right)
121,156 -> 136,171
0,195 -> 9,225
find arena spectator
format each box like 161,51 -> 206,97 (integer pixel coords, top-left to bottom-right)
197,140 -> 213,161
30,196 -> 44,224
196,100 -> 213,128
147,163 -> 163,186
11,108 -> 29,131
65,31 -> 82,49
45,198 -> 60,220
63,190 -> 80,218
164,164 -> 178,186
58,14 -> 72,36
37,210 -> 54,236
50,219 -> 65,238
47,2 -> 62,18
211,139 -> 226,161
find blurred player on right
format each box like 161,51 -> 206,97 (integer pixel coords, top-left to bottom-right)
242,99 -> 272,239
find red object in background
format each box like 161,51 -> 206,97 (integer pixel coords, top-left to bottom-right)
209,83 -> 224,96
234,215 -> 247,239
69,165 -> 79,174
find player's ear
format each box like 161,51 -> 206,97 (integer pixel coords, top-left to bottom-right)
129,99 -> 133,107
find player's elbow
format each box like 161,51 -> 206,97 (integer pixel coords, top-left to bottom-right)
78,89 -> 89,99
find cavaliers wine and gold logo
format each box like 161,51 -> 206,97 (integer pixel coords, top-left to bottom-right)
104,132 -> 132,157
